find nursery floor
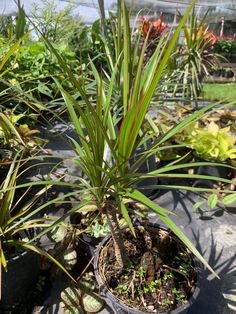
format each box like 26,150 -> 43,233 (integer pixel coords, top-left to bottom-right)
28,119 -> 236,314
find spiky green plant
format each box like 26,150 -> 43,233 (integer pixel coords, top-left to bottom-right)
27,0 -> 236,278
175,8 -> 219,101
0,151 -> 77,299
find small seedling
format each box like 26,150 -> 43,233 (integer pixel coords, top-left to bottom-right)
172,288 -> 187,304
117,284 -> 128,294
159,299 -> 174,308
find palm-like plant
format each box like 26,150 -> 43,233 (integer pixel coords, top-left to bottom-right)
174,9 -> 218,101
0,151 -> 76,299
32,0 -> 236,278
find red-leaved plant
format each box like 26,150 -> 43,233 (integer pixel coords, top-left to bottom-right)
140,13 -> 168,40
139,13 -> 168,63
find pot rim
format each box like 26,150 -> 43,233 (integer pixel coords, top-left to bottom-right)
94,222 -> 201,314
4,228 -> 39,265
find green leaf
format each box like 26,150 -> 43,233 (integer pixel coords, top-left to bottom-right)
49,225 -> 68,243
122,1 -> 131,114
62,248 -> 77,270
0,152 -> 22,226
15,3 -> 26,39
37,84 -> 53,97
0,244 -> 7,270
82,293 -> 104,313
0,39 -> 22,72
118,197 -> 135,237
0,112 -> 25,146
126,189 -> 174,216
148,172 -> 235,186
11,114 -> 25,125
127,189 -> 219,279
192,201 -> 205,211
154,184 -> 236,195
223,193 -> 236,205
207,194 -> 218,209
60,287 -> 82,313
16,241 -> 76,282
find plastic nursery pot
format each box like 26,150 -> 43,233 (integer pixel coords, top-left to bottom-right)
222,69 -> 234,79
193,161 -> 230,188
130,140 -> 159,200
0,249 -> 39,309
0,167 -> 9,185
213,69 -> 222,77
70,214 -> 104,258
94,223 -> 200,314
80,233 -> 103,259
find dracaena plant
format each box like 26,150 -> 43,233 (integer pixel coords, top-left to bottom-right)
173,8 -> 220,101
88,1 -> 170,116
32,0 -> 236,278
0,151 -> 76,298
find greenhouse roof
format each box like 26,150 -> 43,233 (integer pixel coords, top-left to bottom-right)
1,0 -> 236,23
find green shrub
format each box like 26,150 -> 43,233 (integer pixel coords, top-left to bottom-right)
8,41 -> 79,101
180,121 -> 236,162
213,38 -> 236,57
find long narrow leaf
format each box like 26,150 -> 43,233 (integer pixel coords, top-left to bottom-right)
118,1 -> 196,171
13,241 -> 75,282
127,190 -> 219,278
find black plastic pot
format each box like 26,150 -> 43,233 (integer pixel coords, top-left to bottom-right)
69,213 -> 103,258
94,223 -> 200,314
213,69 -> 222,77
80,233 -> 103,259
110,294 -> 197,314
0,150 -> 14,185
222,70 -> 234,78
0,249 -> 39,309
193,162 -> 230,188
0,167 -> 9,185
130,141 -> 159,199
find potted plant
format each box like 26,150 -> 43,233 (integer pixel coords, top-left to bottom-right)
72,198 -> 148,259
38,0 -> 236,312
0,151 -> 75,309
172,9 -> 219,101
179,121 -> 236,187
